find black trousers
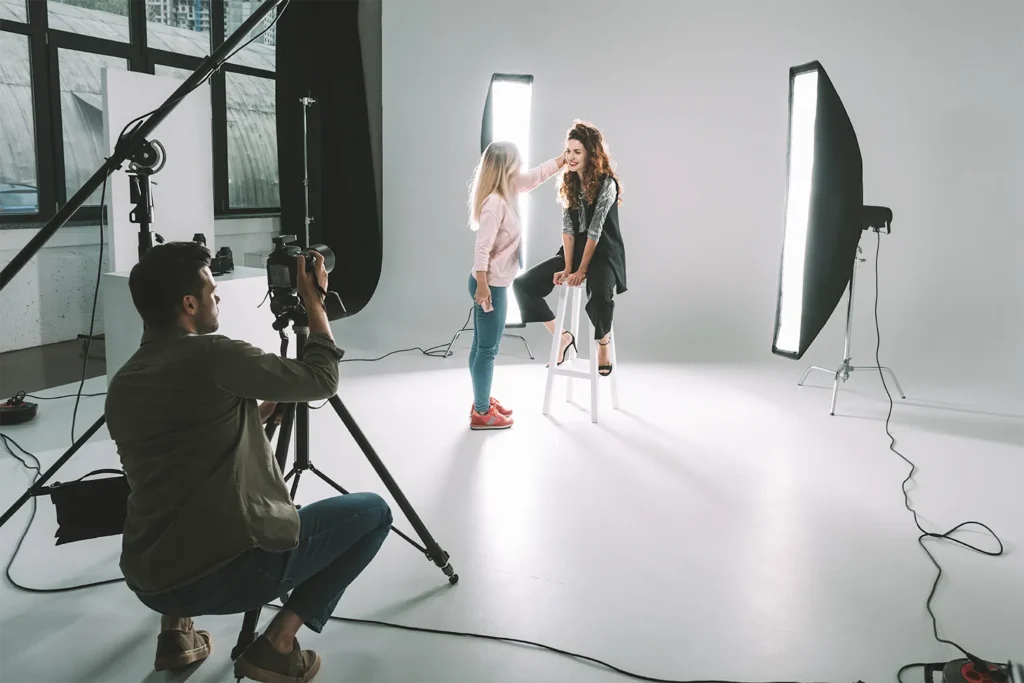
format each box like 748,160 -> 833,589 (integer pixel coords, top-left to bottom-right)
513,252 -> 615,341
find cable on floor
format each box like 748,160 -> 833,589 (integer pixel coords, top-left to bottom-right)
870,231 -> 1005,681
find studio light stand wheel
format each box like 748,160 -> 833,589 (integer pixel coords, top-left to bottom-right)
230,314 -> 458,665
798,238 -> 906,415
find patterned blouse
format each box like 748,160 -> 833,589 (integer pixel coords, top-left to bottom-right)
561,176 -> 618,243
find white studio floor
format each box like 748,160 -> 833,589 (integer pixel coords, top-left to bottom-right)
0,350 -> 1021,683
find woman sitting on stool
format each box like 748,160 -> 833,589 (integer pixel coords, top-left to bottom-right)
512,120 -> 626,375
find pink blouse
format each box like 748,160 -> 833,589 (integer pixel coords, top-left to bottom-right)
471,158 -> 562,287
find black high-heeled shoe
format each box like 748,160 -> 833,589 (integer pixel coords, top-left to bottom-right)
559,332 -> 577,365
598,339 -> 613,376
546,331 -> 576,367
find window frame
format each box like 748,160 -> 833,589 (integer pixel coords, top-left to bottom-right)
0,0 -> 279,229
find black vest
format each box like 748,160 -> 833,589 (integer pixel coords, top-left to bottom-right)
560,177 -> 627,295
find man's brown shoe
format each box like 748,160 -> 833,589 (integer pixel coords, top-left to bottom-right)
233,635 -> 321,683
154,618 -> 212,671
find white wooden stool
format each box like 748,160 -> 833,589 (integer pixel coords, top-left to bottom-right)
542,283 -> 620,423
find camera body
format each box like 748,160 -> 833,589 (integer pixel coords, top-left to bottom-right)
192,233 -> 234,275
266,234 -> 334,292
265,234 -> 346,327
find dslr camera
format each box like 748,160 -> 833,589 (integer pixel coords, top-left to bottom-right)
266,234 -> 346,325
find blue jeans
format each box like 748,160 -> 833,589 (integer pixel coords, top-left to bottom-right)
135,492 -> 392,633
468,274 -> 507,414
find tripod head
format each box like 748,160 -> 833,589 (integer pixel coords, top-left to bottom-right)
271,299 -> 310,333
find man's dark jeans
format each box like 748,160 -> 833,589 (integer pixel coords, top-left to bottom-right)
137,492 -> 393,633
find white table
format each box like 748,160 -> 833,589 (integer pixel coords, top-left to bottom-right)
101,266 -> 283,384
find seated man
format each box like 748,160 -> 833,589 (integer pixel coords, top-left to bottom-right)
105,242 -> 392,683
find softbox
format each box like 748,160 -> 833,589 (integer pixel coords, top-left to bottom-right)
772,61 -> 864,360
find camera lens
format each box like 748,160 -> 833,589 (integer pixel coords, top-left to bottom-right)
309,244 -> 335,273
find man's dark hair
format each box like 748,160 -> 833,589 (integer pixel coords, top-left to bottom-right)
129,242 -> 212,329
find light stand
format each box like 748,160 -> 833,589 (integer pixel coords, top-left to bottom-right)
0,0 -> 288,530
440,309 -> 535,359
231,307 -> 458,662
797,206 -> 906,415
300,95 -> 315,248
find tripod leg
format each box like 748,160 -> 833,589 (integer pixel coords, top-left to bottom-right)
502,333 -> 534,360
880,367 -> 906,398
797,365 -> 834,387
442,307 -> 474,358
852,365 -> 907,399
830,372 -> 840,416
272,403 -> 297,475
231,606 -> 262,662
307,465 -> 429,554
325,396 -> 458,585
234,355 -> 293,666
0,414 -> 106,528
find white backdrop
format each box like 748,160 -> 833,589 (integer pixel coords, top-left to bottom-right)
336,0 -> 1023,406
102,69 -> 214,273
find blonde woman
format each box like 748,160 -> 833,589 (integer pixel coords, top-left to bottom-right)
468,141 -> 565,429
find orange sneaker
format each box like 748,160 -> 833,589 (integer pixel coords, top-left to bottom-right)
469,397 -> 512,417
470,405 -> 514,430
490,397 -> 512,416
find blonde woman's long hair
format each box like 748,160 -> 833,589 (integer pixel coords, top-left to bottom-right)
468,141 -> 521,230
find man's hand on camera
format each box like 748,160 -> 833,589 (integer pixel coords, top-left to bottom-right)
296,252 -> 335,339
297,253 -> 328,307
258,401 -> 282,425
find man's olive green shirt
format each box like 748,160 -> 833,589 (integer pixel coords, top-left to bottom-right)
105,327 -> 341,595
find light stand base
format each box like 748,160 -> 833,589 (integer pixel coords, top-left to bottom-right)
797,234 -> 905,415
798,362 -> 906,415
441,306 -> 535,359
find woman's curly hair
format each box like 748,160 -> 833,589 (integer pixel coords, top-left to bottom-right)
557,120 -> 623,210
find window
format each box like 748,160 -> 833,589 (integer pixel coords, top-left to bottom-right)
0,31 -> 38,215
48,0 -> 130,42
225,71 -> 278,208
58,49 -> 128,206
224,0 -> 275,69
154,64 -> 194,81
0,0 -> 280,228
1,0 -> 28,23
146,0 -> 211,59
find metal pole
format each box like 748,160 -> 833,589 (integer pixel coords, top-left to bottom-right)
842,248 -> 859,367
300,95 -> 315,247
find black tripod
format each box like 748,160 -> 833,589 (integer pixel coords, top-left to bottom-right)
229,311 -> 458,662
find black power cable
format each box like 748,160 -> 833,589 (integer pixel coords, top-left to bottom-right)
0,433 -> 123,594
70,174 -> 107,445
868,231 -> 1005,683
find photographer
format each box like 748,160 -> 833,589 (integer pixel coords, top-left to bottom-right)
105,242 -> 392,683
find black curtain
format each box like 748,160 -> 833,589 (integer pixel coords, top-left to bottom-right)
276,0 -> 381,318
